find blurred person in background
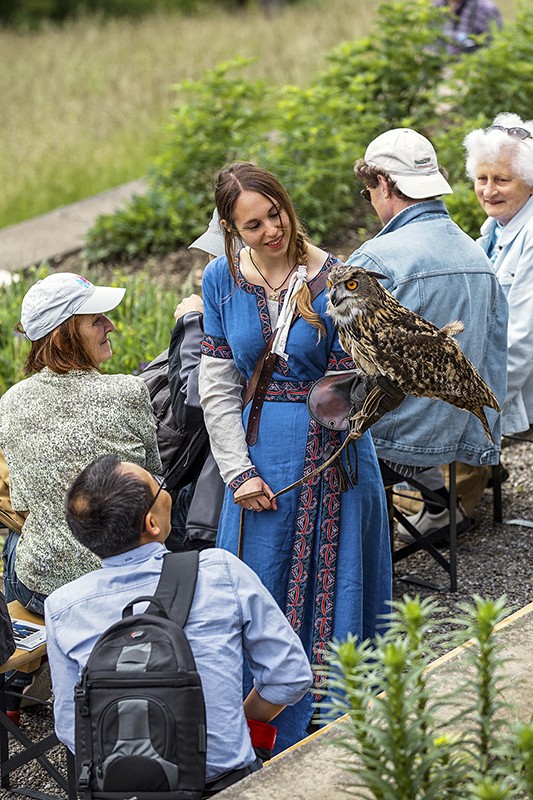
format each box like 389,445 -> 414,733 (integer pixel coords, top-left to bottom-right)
433,0 -> 502,54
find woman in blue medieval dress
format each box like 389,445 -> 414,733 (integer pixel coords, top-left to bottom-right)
198,162 -> 391,753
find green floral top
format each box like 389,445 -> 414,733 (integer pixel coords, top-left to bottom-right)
0,368 -> 161,595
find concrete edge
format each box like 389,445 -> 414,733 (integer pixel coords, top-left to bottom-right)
268,599 -> 533,762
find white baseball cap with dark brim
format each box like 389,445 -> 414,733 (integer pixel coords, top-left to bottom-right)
188,209 -> 226,258
364,128 -> 453,199
21,272 -> 126,342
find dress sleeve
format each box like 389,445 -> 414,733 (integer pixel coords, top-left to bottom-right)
199,357 -> 256,489
503,231 -> 533,401
199,263 -> 257,489
225,552 -> 313,706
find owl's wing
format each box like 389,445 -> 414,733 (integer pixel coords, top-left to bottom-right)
358,312 -> 479,401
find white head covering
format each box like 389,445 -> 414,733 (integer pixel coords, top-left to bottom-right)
363,128 -> 453,198
188,209 -> 226,258
21,272 -> 125,341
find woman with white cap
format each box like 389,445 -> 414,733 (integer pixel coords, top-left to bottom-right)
464,113 -> 533,438
0,272 -> 161,615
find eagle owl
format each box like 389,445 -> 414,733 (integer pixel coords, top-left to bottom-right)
326,265 -> 500,444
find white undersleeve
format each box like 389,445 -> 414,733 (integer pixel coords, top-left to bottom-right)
199,355 -> 254,486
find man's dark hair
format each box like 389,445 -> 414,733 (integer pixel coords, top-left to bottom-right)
65,455 -> 154,559
354,160 -> 412,200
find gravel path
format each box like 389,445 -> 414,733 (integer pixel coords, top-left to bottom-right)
391,437 -> 533,611
1,439 -> 531,798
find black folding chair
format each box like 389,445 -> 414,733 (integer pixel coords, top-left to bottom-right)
385,462 -> 460,592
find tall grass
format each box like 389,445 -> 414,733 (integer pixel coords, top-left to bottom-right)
0,0 -> 517,229
0,0 -> 375,228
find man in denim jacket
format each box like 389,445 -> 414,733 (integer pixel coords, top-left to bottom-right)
347,128 -> 508,538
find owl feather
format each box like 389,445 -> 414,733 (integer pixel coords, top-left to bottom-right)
326,265 -> 500,444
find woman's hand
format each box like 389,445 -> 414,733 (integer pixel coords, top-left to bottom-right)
234,477 -> 278,512
174,294 -> 203,320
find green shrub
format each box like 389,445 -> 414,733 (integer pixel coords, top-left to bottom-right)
0,267 -> 182,395
322,595 -> 533,799
84,59 -> 277,262
84,0 -> 533,260
262,0 -> 448,238
85,0 -> 451,260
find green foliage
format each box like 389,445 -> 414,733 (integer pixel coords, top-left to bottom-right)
0,267 -> 181,395
84,59 -> 276,262
0,0 -> 252,27
84,0 -> 533,260
322,595 -> 533,799
265,0 -> 448,237
320,0 -> 446,130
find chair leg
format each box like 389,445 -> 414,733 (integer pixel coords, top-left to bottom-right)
448,461 -> 457,593
492,462 -> 503,523
66,748 -> 77,800
0,669 -> 71,799
388,462 -> 458,592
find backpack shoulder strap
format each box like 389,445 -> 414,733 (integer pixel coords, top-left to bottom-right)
148,551 -> 199,629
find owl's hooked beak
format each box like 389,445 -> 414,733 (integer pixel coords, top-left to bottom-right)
327,286 -> 345,308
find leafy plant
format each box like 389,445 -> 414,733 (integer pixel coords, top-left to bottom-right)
84,59 -> 277,262
322,595 -> 533,799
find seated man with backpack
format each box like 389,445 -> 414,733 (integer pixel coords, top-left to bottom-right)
44,455 -> 312,798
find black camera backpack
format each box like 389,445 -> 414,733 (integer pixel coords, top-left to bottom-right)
74,551 -> 206,800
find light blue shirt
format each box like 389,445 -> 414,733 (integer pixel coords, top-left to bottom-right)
45,543 -> 312,780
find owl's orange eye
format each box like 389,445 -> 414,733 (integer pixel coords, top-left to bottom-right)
345,279 -> 358,290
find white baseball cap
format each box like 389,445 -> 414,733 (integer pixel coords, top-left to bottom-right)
21,272 -> 126,341
188,209 -> 226,258
364,128 -> 453,199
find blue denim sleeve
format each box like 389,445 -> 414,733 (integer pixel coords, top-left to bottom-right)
45,597 -> 78,754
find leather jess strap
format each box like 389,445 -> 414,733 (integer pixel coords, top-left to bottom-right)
245,270 -> 329,446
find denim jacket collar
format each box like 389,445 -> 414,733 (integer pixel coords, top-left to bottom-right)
375,200 -> 449,238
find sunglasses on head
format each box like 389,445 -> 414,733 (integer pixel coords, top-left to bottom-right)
146,474 -> 168,515
485,125 -> 532,141
360,188 -> 372,203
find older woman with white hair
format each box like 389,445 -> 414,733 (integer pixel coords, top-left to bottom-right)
464,112 -> 533,438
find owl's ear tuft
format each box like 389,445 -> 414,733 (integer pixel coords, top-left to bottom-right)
366,271 -> 387,281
